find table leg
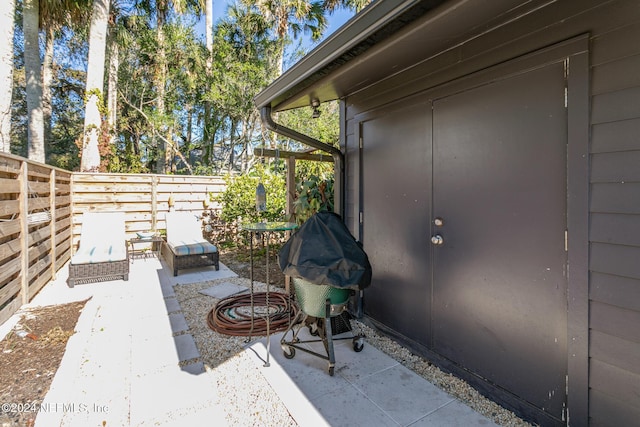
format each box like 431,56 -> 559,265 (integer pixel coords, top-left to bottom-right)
265,232 -> 270,367
247,232 -> 255,343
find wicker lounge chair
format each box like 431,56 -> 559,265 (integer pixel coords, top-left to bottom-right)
67,212 -> 129,288
161,212 -> 219,276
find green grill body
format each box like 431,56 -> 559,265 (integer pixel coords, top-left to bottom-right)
293,277 -> 350,318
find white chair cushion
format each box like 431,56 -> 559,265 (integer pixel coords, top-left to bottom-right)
73,212 -> 126,264
165,212 -> 205,245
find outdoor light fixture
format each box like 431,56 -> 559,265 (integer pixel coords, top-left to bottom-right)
311,98 -> 321,119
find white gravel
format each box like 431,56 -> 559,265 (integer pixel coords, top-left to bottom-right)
173,278 -> 533,427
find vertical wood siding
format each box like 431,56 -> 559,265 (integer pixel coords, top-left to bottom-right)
341,0 -> 640,424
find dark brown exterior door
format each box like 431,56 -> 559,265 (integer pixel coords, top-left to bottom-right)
361,102 -> 433,346
431,63 -> 568,418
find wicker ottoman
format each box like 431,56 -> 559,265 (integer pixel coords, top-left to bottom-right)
161,240 -> 219,276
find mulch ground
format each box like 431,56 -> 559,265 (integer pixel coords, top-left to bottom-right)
0,299 -> 89,427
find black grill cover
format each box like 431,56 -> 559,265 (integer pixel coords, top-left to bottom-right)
278,212 -> 372,290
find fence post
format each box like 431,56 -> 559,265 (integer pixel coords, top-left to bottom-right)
286,157 -> 295,222
49,169 -> 57,279
152,175 -> 158,231
19,161 -> 28,304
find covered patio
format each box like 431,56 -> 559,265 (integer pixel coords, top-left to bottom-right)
0,255 -> 503,426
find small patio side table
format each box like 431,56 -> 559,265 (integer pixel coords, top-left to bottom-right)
240,221 -> 298,367
128,235 -> 164,262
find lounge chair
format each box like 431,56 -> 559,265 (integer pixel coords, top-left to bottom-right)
161,212 -> 219,276
67,212 -> 129,287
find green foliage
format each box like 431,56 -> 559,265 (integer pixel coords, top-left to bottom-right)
216,163 -> 287,224
7,0 -> 368,173
215,158 -> 335,230
278,100 -> 340,146
293,173 -> 334,224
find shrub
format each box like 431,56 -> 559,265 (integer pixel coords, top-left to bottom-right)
293,173 -> 334,224
215,163 -> 286,225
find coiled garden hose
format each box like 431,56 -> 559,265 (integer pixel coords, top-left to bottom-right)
207,292 -> 298,337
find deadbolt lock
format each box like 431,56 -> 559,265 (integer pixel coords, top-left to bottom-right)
434,217 -> 444,227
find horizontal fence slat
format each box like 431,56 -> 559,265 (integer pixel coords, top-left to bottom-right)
0,239 -> 21,261
28,197 -> 50,211
0,256 -> 21,285
54,227 -> 72,246
28,227 -> 52,246
28,181 -> 51,193
28,238 -> 52,260
0,218 -> 20,238
28,274 -> 49,298
0,200 -> 19,217
0,276 -> 21,307
0,299 -> 22,327
28,256 -> 52,281
0,177 -> 20,192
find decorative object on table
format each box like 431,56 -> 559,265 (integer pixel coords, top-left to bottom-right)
255,182 -> 266,213
161,211 -> 219,276
67,212 -> 129,288
278,211 -> 372,375
136,231 -> 156,240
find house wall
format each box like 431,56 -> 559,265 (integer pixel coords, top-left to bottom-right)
342,0 -> 640,425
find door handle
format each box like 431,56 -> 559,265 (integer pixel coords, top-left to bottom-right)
431,234 -> 444,246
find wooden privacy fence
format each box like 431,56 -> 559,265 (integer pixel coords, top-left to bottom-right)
0,152 -> 226,325
0,153 -> 73,325
70,173 -> 225,249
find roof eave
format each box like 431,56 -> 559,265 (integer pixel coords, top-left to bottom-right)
254,0 -> 447,111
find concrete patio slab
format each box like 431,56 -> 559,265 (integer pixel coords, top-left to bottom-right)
248,329 -> 499,427
1,255 -> 501,427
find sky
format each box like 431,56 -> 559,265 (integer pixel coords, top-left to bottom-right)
199,1 -> 356,66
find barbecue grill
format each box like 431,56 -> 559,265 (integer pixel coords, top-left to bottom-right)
278,211 -> 372,375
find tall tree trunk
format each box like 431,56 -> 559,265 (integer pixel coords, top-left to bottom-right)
43,26 -> 54,150
24,0 -> 45,163
203,0 -> 213,159
205,0 -> 213,51
81,0 -> 110,172
155,3 -> 167,174
0,0 -> 15,152
228,119 -> 236,172
107,37 -> 119,145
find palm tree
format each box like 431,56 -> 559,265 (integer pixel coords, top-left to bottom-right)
322,0 -> 371,13
42,1 -> 91,152
0,0 -> 15,153
133,0 -> 204,173
21,0 -> 91,163
23,0 -> 46,163
246,0 -> 328,75
80,0 -> 111,172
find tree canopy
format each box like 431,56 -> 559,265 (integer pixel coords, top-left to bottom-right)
2,0 -> 370,174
